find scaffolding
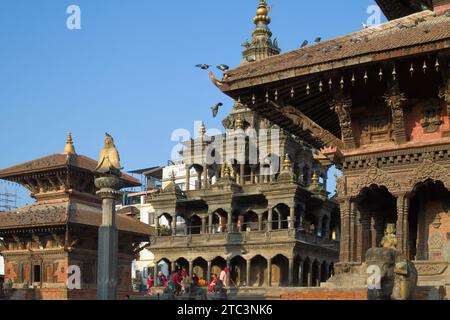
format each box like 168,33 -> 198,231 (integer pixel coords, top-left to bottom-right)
0,190 -> 19,212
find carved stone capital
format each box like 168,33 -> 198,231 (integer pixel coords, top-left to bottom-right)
95,175 -> 122,199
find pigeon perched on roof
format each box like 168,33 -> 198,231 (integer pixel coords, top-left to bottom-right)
300,40 -> 309,48
211,103 -> 223,118
195,64 -> 211,70
314,37 -> 322,43
217,64 -> 230,72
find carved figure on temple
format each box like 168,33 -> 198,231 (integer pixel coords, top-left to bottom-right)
366,224 -> 418,300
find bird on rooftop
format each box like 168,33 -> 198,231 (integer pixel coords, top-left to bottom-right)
246,56 -> 256,63
362,23 -> 369,29
196,64 -> 211,70
300,40 -> 309,48
314,37 -> 322,43
211,103 -> 223,118
217,64 -> 230,72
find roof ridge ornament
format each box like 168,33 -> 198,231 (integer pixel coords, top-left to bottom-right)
63,131 -> 77,155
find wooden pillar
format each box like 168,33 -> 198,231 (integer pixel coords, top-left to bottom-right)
360,215 -> 371,262
356,209 -> 363,263
396,193 -> 410,255
339,199 -> 352,262
288,257 -> 294,287
267,207 -> 273,231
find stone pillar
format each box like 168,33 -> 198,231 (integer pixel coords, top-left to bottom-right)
350,202 -> 358,262
267,259 -> 272,287
396,193 -> 410,255
201,216 -> 207,234
155,215 -> 160,236
288,257 -> 294,287
171,214 -> 177,236
207,260 -> 212,283
267,207 -> 273,231
185,166 -> 191,191
278,210 -> 282,230
226,259 -> 231,287
189,260 -> 194,277
154,262 -> 159,288
246,259 -> 251,287
307,261 -> 313,287
298,262 -> 303,287
257,213 -> 263,231
356,210 -> 363,263
95,175 -> 122,300
289,206 -> 295,229
203,166 -> 208,189
240,163 -> 245,185
227,212 -> 232,233
250,168 -> 255,184
208,212 -> 213,233
360,215 -> 371,262
171,261 -> 176,273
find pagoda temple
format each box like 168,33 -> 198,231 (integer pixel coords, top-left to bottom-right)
212,0 -> 450,298
0,133 -> 152,300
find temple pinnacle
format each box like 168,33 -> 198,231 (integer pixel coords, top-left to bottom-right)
63,131 -> 77,155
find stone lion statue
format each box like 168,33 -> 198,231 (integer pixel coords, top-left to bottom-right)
366,224 -> 418,300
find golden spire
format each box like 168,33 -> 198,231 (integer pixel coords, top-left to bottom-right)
63,131 -> 77,155
254,0 -> 271,25
235,117 -> 244,130
223,164 -> 231,177
283,154 -> 292,171
199,121 -> 206,136
311,171 -> 319,186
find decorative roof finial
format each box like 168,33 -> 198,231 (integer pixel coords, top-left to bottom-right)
235,117 -> 244,130
199,121 -> 206,136
242,0 -> 280,64
63,131 -> 77,155
311,171 -> 319,186
283,154 -> 292,171
94,133 -> 123,175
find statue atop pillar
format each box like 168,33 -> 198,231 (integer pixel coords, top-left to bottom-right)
380,223 -> 398,251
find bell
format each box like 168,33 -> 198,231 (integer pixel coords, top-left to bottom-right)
351,73 -> 356,86
319,80 -> 323,92
423,60 -> 427,74
378,68 -> 383,81
364,71 -> 368,84
274,89 -> 278,101
306,83 -> 310,95
265,91 -> 269,103
435,59 -> 440,72
410,63 -> 414,77
340,76 -> 344,89
290,87 -> 295,99
252,94 -> 256,105
392,65 -> 397,81
328,78 -> 333,90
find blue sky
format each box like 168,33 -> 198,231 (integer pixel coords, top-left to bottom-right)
0,0 -> 386,205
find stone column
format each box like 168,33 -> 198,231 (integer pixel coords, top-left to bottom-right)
350,202 -> 358,262
201,216 -> 207,234
267,207 -> 273,231
246,259 -> 251,287
203,166 -> 208,189
227,212 -> 232,233
267,259 -> 272,287
171,214 -> 177,236
288,257 -> 294,287
257,213 -> 263,231
208,212 -> 213,233
360,215 -> 371,262
298,262 -> 303,287
356,210 -> 363,263
278,210 -> 282,230
240,163 -> 245,185
189,260 -> 194,277
185,166 -> 191,191
207,260 -> 212,283
95,175 -> 122,300
289,206 -> 295,230
155,215 -> 160,236
226,259 -> 231,287
307,261 -> 313,287
171,261 -> 176,273
154,262 -> 159,288
396,193 -> 410,255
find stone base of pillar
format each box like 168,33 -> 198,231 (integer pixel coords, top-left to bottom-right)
97,225 -> 118,300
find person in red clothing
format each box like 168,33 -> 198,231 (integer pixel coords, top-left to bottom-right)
208,274 -> 218,293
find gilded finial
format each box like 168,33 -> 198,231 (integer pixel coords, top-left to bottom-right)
200,121 -> 206,136
283,154 -> 292,170
311,171 -> 319,185
223,164 -> 231,177
235,117 -> 244,130
63,131 -> 77,155
254,0 -> 271,25
94,133 -> 123,175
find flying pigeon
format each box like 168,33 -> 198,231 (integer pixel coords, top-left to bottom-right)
211,103 -> 223,118
216,64 -> 230,72
195,64 -> 211,70
300,40 -> 309,48
314,37 -> 322,43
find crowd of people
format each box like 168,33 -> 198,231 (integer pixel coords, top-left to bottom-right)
146,266 -> 228,296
